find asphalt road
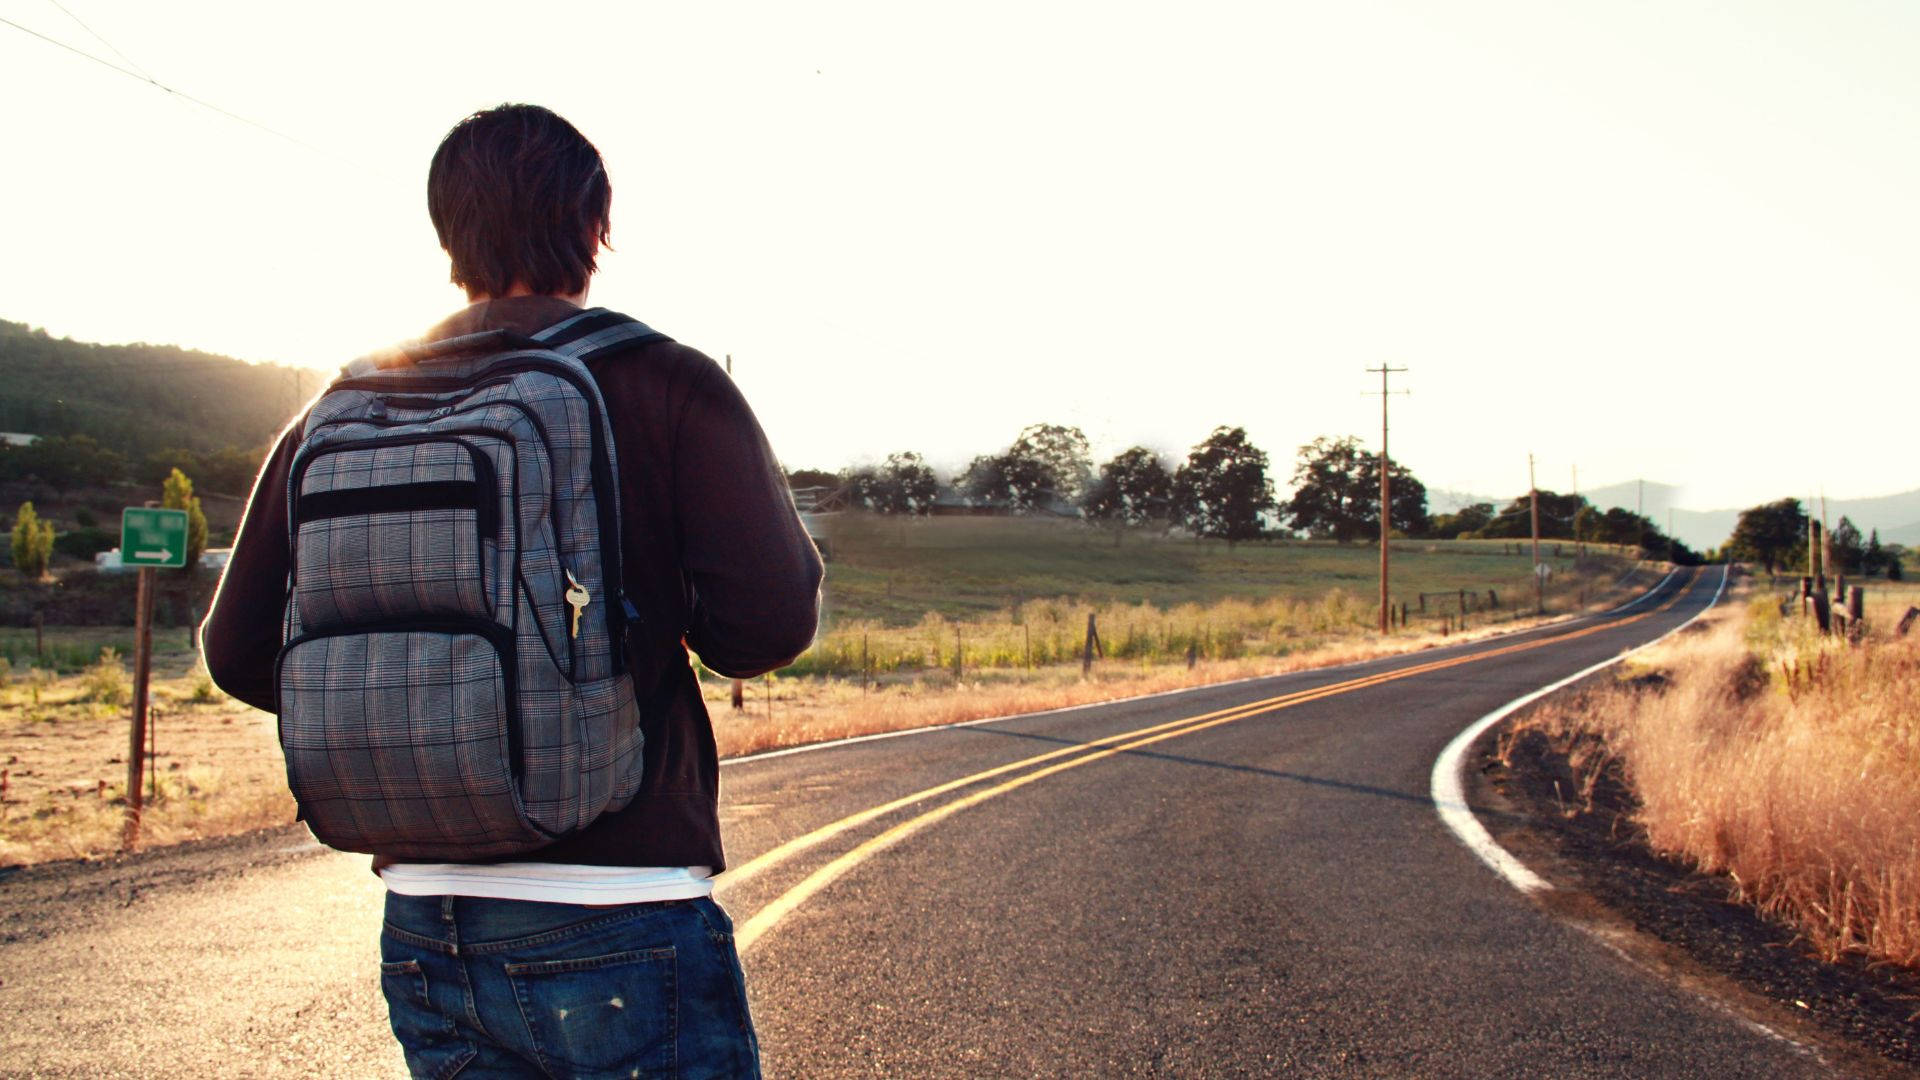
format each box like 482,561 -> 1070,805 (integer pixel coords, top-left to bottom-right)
0,566 -> 1858,1078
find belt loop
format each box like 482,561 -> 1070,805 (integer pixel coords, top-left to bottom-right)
441,895 -> 460,954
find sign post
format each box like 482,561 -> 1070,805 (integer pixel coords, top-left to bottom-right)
119,507 -> 188,850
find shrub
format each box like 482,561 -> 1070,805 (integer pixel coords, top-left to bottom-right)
80,647 -> 130,707
10,501 -> 54,578
162,468 -> 209,569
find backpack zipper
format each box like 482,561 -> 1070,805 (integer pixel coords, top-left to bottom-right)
331,357 -> 633,672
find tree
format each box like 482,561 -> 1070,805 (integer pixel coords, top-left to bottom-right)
162,468 -> 208,569
1478,489 -> 1586,540
785,467 -> 841,491
1173,427 -> 1276,547
10,501 -> 54,579
0,434 -> 130,487
1829,516 -> 1864,575
1082,447 -> 1172,540
1593,507 -> 1661,548
1725,498 -> 1808,576
961,423 -> 1092,513
1429,502 -> 1495,539
846,452 -> 938,515
1863,529 -> 1888,577
1282,437 -> 1370,542
1283,436 -> 1428,542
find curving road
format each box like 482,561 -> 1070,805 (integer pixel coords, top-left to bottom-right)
1,566 -> 1857,1077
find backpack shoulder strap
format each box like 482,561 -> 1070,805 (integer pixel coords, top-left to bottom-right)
531,307 -> 670,363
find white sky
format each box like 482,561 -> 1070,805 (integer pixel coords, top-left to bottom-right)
3,1 -> 1916,511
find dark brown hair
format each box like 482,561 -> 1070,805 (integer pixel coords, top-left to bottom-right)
427,104 -> 612,299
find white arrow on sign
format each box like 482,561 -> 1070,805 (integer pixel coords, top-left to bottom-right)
135,551 -> 172,560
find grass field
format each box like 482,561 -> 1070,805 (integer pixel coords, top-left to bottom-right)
817,514 -> 1625,626
0,514 -> 1660,865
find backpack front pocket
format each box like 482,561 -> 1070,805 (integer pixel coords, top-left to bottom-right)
292,440 -> 498,631
276,624 -> 551,857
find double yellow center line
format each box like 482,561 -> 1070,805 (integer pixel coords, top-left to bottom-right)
724,571 -> 1698,952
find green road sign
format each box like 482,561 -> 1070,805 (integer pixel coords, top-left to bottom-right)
121,508 -> 190,568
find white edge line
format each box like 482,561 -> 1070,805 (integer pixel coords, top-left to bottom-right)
1605,567 -> 1679,614
721,569 -> 1675,768
1430,563 -> 1729,893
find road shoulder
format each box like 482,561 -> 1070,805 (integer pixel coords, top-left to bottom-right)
1471,722 -> 1920,1078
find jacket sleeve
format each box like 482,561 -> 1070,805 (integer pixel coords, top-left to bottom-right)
675,360 -> 824,678
201,428 -> 298,712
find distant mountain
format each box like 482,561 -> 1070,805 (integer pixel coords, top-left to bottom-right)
1582,480 -> 1920,552
0,319 -> 319,459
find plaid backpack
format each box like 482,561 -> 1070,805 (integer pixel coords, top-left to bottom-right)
275,309 -> 664,859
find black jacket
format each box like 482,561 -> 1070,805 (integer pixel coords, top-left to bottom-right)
203,297 -> 823,869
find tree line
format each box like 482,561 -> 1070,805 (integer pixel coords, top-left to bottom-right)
1723,498 -> 1905,580
0,319 -> 310,496
0,436 -> 262,496
794,424 -> 1696,557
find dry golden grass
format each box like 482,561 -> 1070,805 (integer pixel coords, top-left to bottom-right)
1510,578 -> 1920,969
0,561 -> 1662,866
0,648 -> 294,866
706,592 -> 1626,759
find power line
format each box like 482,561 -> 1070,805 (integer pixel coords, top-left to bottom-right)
0,13 -> 368,171
44,0 -> 152,81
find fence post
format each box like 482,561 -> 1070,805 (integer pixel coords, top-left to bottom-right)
1847,586 -> 1865,640
860,632 -> 869,693
1082,613 -> 1100,677
1458,588 -> 1467,613
1418,594 -> 1426,614
731,678 -> 744,711
1488,589 -> 1498,609
1897,606 -> 1919,638
954,628 -> 963,679
1811,590 -> 1832,634
1187,641 -> 1197,669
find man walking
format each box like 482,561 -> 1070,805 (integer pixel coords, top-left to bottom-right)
204,103 -> 822,1078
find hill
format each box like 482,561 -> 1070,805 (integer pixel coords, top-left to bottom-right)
1583,479 -> 1920,552
0,319 -> 318,462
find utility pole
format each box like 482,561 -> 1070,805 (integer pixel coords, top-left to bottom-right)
1529,453 -> 1543,614
1572,464 -> 1582,557
1807,492 -> 1819,581
1820,490 -> 1832,591
1365,365 -> 1409,633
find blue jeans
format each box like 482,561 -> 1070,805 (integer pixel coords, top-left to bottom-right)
380,894 -> 760,1079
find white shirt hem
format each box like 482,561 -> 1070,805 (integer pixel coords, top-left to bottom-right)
379,863 -> 715,905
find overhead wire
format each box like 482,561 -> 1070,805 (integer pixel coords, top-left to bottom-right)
43,0 -> 152,81
0,11 -> 375,174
